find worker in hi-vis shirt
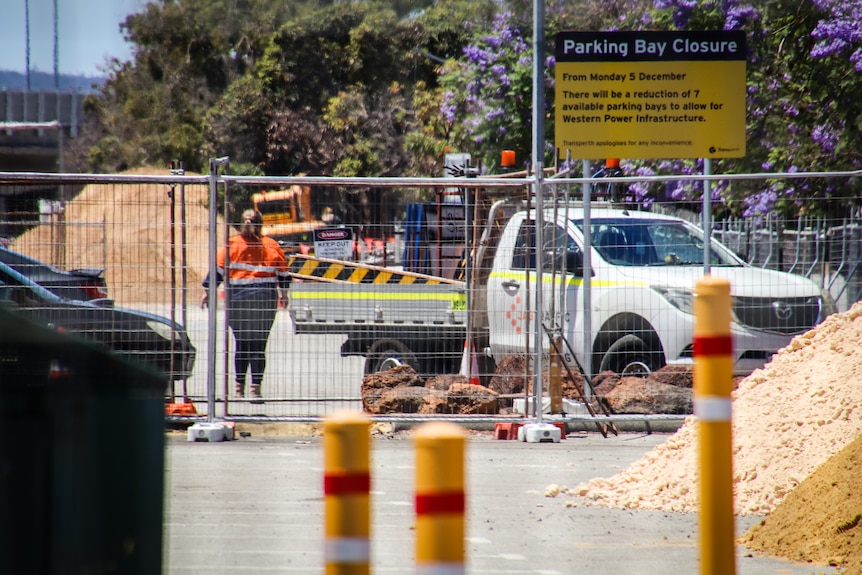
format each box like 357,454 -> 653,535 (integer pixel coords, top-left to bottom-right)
202,209 -> 290,402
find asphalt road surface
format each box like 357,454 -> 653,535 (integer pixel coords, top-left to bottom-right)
163,428 -> 836,575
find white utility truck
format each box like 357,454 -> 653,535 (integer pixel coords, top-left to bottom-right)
287,199 -> 835,380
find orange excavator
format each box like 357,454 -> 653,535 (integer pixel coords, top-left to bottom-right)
251,185 -> 327,254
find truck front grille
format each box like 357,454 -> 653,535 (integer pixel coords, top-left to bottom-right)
732,296 -> 822,335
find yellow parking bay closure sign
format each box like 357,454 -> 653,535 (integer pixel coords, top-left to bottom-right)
554,30 -> 746,159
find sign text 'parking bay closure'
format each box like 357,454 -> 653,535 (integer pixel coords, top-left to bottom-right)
554,30 -> 747,159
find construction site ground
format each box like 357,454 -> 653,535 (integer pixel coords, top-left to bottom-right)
164,428 -> 838,575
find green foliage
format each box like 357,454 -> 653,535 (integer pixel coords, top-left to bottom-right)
67,0 -> 862,222
202,75 -> 273,167
70,0 -> 298,173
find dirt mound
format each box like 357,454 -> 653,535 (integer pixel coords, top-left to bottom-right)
564,300 -> 862,571
570,300 -> 862,515
740,433 -> 862,573
600,377 -> 692,414
10,167 -> 222,306
361,364 -> 498,415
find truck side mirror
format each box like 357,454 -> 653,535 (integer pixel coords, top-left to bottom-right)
540,245 -> 587,277
542,249 -> 562,272
565,248 -> 584,276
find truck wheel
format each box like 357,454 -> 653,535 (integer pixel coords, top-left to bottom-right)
364,339 -> 418,375
599,335 -> 662,376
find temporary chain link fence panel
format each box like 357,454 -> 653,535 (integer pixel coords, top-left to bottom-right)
0,170 -> 859,426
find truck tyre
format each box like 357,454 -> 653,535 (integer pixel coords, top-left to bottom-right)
364,339 -> 418,375
599,334 -> 662,376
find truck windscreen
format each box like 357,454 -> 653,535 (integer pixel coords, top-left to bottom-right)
572,218 -> 743,267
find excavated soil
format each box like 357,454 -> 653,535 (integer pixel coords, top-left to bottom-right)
10,168 -> 220,306
561,301 -> 862,573
740,434 -> 862,573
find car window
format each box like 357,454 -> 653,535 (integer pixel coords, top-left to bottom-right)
0,248 -> 54,275
512,220 -> 583,275
0,263 -> 59,303
573,218 -> 741,266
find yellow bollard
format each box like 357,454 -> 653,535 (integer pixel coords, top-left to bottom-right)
414,421 -> 466,575
693,277 -> 736,575
324,410 -> 372,575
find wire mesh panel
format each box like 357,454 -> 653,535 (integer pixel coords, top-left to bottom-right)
2,174 -> 209,409
0,170 -> 859,425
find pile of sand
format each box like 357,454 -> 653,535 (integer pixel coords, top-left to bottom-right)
740,434 -> 862,572
569,301 -> 862,515
559,300 -> 862,571
11,168 -> 224,306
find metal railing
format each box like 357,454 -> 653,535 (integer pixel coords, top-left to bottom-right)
1,167 -> 859,425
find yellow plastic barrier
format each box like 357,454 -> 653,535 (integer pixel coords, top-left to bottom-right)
324,410 -> 372,575
693,277 -> 736,575
414,421 -> 466,575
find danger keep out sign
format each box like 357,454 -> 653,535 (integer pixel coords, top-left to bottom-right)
554,30 -> 746,159
314,227 -> 354,260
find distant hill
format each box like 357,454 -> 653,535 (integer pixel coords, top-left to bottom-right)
0,70 -> 105,93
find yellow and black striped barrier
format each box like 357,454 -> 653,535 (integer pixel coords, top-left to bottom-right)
324,410 -> 372,575
693,277 -> 736,575
288,254 -> 463,286
414,422 -> 466,575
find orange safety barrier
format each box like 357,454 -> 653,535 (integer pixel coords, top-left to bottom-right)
165,402 -> 197,416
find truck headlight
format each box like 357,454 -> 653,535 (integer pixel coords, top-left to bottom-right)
147,320 -> 178,341
652,286 -> 695,315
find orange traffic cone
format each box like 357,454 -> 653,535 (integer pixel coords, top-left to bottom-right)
459,340 -> 481,385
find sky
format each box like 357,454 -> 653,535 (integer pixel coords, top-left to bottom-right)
0,0 -> 146,77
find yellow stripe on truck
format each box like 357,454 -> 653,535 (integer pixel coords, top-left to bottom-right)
488,270 -> 650,288
291,291 -> 465,303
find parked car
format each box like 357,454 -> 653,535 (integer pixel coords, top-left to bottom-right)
0,261 -> 195,382
0,246 -> 110,304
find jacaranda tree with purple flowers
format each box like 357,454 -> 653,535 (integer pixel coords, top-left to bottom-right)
436,5 -> 540,172
435,0 -> 862,217
598,0 -> 862,217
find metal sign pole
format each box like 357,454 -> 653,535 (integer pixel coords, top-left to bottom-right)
703,158 -> 713,275
531,0 -> 546,425
582,160 -> 593,401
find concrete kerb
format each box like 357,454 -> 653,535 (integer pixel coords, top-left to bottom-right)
172,416 -> 687,438
390,417 -> 687,435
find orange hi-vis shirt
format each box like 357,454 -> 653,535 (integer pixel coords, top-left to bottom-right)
216,234 -> 290,290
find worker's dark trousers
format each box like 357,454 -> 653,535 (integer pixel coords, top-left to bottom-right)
227,290 -> 278,387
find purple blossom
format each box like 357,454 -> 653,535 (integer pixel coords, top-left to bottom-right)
441,92 -> 457,123
810,0 -> 862,70
811,123 -> 840,154
485,107 -> 505,121
723,3 -> 760,30
743,189 -> 778,217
